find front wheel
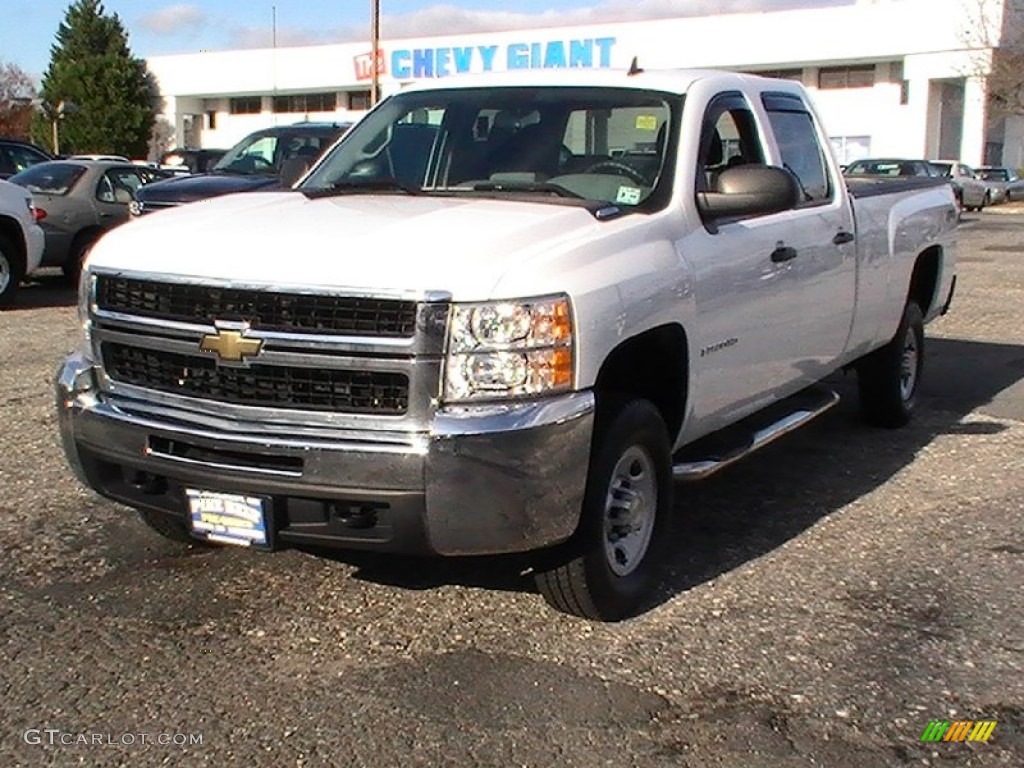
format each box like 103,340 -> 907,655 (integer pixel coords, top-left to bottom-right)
856,301 -> 924,428
534,399 -> 673,621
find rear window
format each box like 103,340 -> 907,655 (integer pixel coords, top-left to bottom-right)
9,162 -> 86,195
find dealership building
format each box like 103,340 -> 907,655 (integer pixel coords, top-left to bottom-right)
146,0 -> 1024,168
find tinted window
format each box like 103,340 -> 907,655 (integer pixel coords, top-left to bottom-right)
213,130 -> 342,175
764,106 -> 830,203
9,162 -> 86,195
4,144 -> 49,174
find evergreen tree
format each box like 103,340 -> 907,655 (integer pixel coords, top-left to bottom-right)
31,0 -> 160,156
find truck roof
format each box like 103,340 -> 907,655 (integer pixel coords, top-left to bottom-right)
397,67 -> 803,97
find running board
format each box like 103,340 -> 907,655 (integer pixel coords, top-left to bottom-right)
672,386 -> 840,481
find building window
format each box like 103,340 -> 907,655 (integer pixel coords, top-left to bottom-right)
755,68 -> 803,81
829,135 -> 872,165
818,65 -> 876,89
229,96 -> 262,114
272,92 -> 338,113
348,90 -> 372,110
206,111 -> 217,130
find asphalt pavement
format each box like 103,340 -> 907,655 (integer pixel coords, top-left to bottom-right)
1,212 -> 1021,767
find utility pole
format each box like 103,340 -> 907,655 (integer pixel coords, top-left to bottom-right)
371,0 -> 380,106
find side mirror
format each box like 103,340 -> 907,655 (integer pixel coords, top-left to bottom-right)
697,165 -> 802,220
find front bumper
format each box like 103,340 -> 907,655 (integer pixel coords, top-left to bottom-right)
56,348 -> 594,556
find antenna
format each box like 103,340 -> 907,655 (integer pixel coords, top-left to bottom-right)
627,56 -> 643,76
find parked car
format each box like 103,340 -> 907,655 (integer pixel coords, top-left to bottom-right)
69,154 -> 131,163
0,138 -> 53,180
133,122 -> 352,215
8,160 -> 173,281
843,158 -> 940,178
0,178 -> 45,306
975,166 -> 1024,203
159,147 -> 229,174
929,160 -> 990,211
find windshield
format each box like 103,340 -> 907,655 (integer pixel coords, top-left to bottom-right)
302,86 -> 679,210
977,168 -> 1009,181
9,162 -> 86,195
212,131 -> 336,176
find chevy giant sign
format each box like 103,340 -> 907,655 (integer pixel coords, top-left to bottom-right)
354,37 -> 617,81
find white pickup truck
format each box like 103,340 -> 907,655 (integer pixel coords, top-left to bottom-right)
56,69 -> 957,620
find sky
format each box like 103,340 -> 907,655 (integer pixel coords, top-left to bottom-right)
1,0 -> 850,80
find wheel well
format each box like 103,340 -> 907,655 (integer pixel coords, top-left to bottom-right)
909,246 -> 941,315
72,227 -> 104,251
0,216 -> 27,268
593,324 -> 688,442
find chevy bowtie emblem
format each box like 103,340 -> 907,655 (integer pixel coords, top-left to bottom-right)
200,329 -> 263,363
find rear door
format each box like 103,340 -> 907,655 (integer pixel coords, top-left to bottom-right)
677,90 -> 856,431
759,91 -> 858,382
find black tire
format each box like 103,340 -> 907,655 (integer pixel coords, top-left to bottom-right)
137,509 -> 209,545
534,399 -> 673,621
0,231 -> 25,308
61,232 -> 95,285
856,301 -> 924,428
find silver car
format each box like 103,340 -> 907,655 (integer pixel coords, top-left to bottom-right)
8,160 -> 171,281
975,166 -> 1024,203
929,160 -> 991,212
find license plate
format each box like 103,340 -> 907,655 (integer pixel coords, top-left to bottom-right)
186,489 -> 270,548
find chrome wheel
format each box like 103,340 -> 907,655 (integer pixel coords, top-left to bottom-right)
603,445 -> 656,577
899,326 -> 919,401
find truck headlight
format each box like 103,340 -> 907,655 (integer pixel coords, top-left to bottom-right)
443,295 -> 574,402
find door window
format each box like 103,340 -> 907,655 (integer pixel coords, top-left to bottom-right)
696,94 -> 767,197
762,92 -> 831,204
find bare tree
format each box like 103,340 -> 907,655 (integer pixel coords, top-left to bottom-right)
0,61 -> 37,139
147,117 -> 175,162
962,0 -> 1024,117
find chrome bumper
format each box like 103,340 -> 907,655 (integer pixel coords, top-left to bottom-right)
56,347 -> 594,556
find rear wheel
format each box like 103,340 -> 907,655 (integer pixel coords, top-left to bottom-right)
62,232 -> 96,285
0,232 -> 25,308
856,301 -> 924,428
535,399 -> 673,621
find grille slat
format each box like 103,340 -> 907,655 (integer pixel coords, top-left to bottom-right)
95,276 -> 418,337
102,343 -> 408,414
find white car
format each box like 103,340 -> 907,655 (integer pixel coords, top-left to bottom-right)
0,178 -> 45,306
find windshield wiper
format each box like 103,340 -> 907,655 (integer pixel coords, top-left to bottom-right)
303,177 -> 423,198
468,180 -> 584,199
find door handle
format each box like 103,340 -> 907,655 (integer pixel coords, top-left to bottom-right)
770,245 -> 798,263
833,230 -> 855,245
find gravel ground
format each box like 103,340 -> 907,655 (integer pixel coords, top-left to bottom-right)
1,212 -> 1021,767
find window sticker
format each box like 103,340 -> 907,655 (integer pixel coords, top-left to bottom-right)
616,186 -> 642,205
635,115 -> 658,131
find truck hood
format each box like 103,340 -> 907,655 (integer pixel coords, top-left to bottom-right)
135,172 -> 280,204
89,190 -> 605,300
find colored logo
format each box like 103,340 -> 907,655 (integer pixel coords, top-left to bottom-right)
920,720 -> 997,742
199,328 -> 263,364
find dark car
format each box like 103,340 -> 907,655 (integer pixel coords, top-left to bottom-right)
0,138 -> 53,179
159,147 -> 229,174
133,122 -> 352,215
9,160 -> 173,280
